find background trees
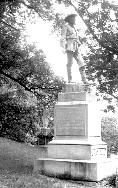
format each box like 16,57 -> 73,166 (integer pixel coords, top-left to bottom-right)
0,0 -> 65,142
0,0 -> 118,142
1,0 -> 118,100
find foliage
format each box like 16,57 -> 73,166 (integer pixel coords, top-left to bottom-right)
101,116 -> 118,156
0,92 -> 37,142
0,35 -> 65,141
1,0 -> 118,142
0,1 -> 65,142
106,175 -> 116,187
1,0 -> 118,103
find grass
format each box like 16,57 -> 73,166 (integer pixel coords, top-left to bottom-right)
0,168 -> 114,188
0,137 -> 115,188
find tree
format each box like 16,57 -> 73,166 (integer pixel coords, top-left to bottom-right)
0,29 -> 65,141
1,0 -> 118,141
0,0 -> 65,142
101,116 -> 118,155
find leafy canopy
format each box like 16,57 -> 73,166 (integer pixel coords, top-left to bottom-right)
0,0 -> 65,142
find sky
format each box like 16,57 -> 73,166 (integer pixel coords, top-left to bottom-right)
25,20 -> 68,81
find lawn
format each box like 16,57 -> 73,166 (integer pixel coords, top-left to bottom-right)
0,169 -> 114,188
0,137 -> 115,188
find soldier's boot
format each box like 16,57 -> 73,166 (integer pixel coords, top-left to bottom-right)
79,66 -> 90,91
79,66 -> 87,84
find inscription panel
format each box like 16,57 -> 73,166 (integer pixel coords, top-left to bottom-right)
91,148 -> 107,159
55,105 -> 87,136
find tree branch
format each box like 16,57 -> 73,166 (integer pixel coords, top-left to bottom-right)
20,0 -> 43,18
69,0 -> 118,55
0,18 -> 19,31
0,70 -> 47,98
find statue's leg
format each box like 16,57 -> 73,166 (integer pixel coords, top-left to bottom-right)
67,51 -> 73,83
74,52 -> 87,84
79,66 -> 87,84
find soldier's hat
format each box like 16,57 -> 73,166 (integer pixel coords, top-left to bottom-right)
64,14 -> 77,22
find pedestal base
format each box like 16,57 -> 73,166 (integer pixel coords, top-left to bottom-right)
48,139 -> 107,160
34,157 -> 118,181
34,84 -> 113,181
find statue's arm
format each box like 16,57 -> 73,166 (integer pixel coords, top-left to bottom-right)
60,24 -> 67,49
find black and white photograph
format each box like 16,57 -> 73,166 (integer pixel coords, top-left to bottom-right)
0,0 -> 118,187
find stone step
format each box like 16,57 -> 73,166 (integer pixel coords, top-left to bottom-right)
34,157 -> 118,181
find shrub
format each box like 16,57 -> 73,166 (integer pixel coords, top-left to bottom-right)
101,116 -> 118,156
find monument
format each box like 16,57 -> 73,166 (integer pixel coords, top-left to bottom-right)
34,14 -> 118,181
48,83 -> 107,161
34,83 -> 118,181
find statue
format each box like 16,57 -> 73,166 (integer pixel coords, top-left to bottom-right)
60,13 -> 88,85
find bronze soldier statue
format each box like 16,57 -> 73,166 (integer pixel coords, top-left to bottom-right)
60,14 -> 88,85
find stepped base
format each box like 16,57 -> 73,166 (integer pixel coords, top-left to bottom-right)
34,157 -> 118,181
48,139 -> 107,160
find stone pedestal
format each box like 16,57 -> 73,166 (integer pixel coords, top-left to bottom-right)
34,83 -> 118,181
48,83 -> 107,161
